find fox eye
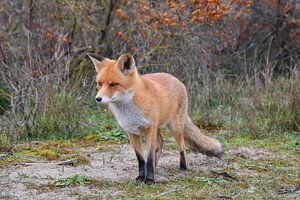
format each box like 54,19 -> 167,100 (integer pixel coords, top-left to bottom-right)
109,82 -> 119,87
97,82 -> 103,87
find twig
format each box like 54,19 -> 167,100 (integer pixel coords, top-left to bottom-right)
210,170 -> 238,181
57,158 -> 78,166
138,37 -> 165,67
217,195 -> 232,199
155,188 -> 182,197
0,43 -> 6,64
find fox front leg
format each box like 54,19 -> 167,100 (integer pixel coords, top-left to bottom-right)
127,133 -> 145,181
144,126 -> 158,184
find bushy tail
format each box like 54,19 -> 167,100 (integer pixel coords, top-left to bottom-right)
184,116 -> 224,159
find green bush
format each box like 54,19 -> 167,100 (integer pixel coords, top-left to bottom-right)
28,92 -> 122,140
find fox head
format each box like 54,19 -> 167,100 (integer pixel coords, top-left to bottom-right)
88,53 -> 137,104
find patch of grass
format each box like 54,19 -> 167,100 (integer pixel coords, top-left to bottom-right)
88,111 -> 128,143
9,93 -> 125,143
54,174 -> 98,187
73,130 -> 128,147
216,130 -> 300,150
190,74 -> 300,139
164,142 -> 178,151
113,181 -> 167,199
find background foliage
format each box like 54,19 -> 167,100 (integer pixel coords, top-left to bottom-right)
0,0 -> 300,150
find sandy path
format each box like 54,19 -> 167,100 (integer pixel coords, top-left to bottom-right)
0,144 -> 281,200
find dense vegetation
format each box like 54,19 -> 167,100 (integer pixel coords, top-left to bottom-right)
0,0 -> 300,150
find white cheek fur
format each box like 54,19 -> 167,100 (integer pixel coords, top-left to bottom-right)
111,90 -> 134,103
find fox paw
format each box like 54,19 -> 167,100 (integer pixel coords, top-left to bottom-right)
179,165 -> 188,170
144,178 -> 155,184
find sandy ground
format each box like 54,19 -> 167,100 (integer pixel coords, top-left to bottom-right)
0,143 -> 296,200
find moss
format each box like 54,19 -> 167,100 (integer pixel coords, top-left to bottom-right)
83,134 -> 99,141
18,149 -> 59,160
47,140 -> 74,148
19,149 -> 38,157
73,134 -> 100,147
16,139 -> 76,161
0,154 -> 33,168
38,149 -> 60,160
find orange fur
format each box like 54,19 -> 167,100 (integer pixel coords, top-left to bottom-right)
88,53 -> 224,183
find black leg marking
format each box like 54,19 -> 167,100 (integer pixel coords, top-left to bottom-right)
135,151 -> 145,182
145,151 -> 155,184
180,151 -> 188,170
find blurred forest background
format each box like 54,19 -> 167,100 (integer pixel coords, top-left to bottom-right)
0,0 -> 300,150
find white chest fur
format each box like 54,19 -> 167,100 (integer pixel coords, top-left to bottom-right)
110,99 -> 150,135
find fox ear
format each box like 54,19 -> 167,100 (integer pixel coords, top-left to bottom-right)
117,53 -> 136,75
87,53 -> 105,72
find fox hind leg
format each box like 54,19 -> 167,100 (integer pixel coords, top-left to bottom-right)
155,129 -> 164,167
168,118 -> 188,170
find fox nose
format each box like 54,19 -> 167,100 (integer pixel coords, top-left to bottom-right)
95,97 -> 102,103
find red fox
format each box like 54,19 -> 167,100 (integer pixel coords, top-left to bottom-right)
88,53 -> 224,184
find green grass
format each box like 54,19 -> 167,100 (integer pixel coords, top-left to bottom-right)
15,106 -> 128,143
189,75 -> 300,140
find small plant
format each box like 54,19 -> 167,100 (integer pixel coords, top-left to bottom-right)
54,174 -> 95,187
99,128 -> 128,143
